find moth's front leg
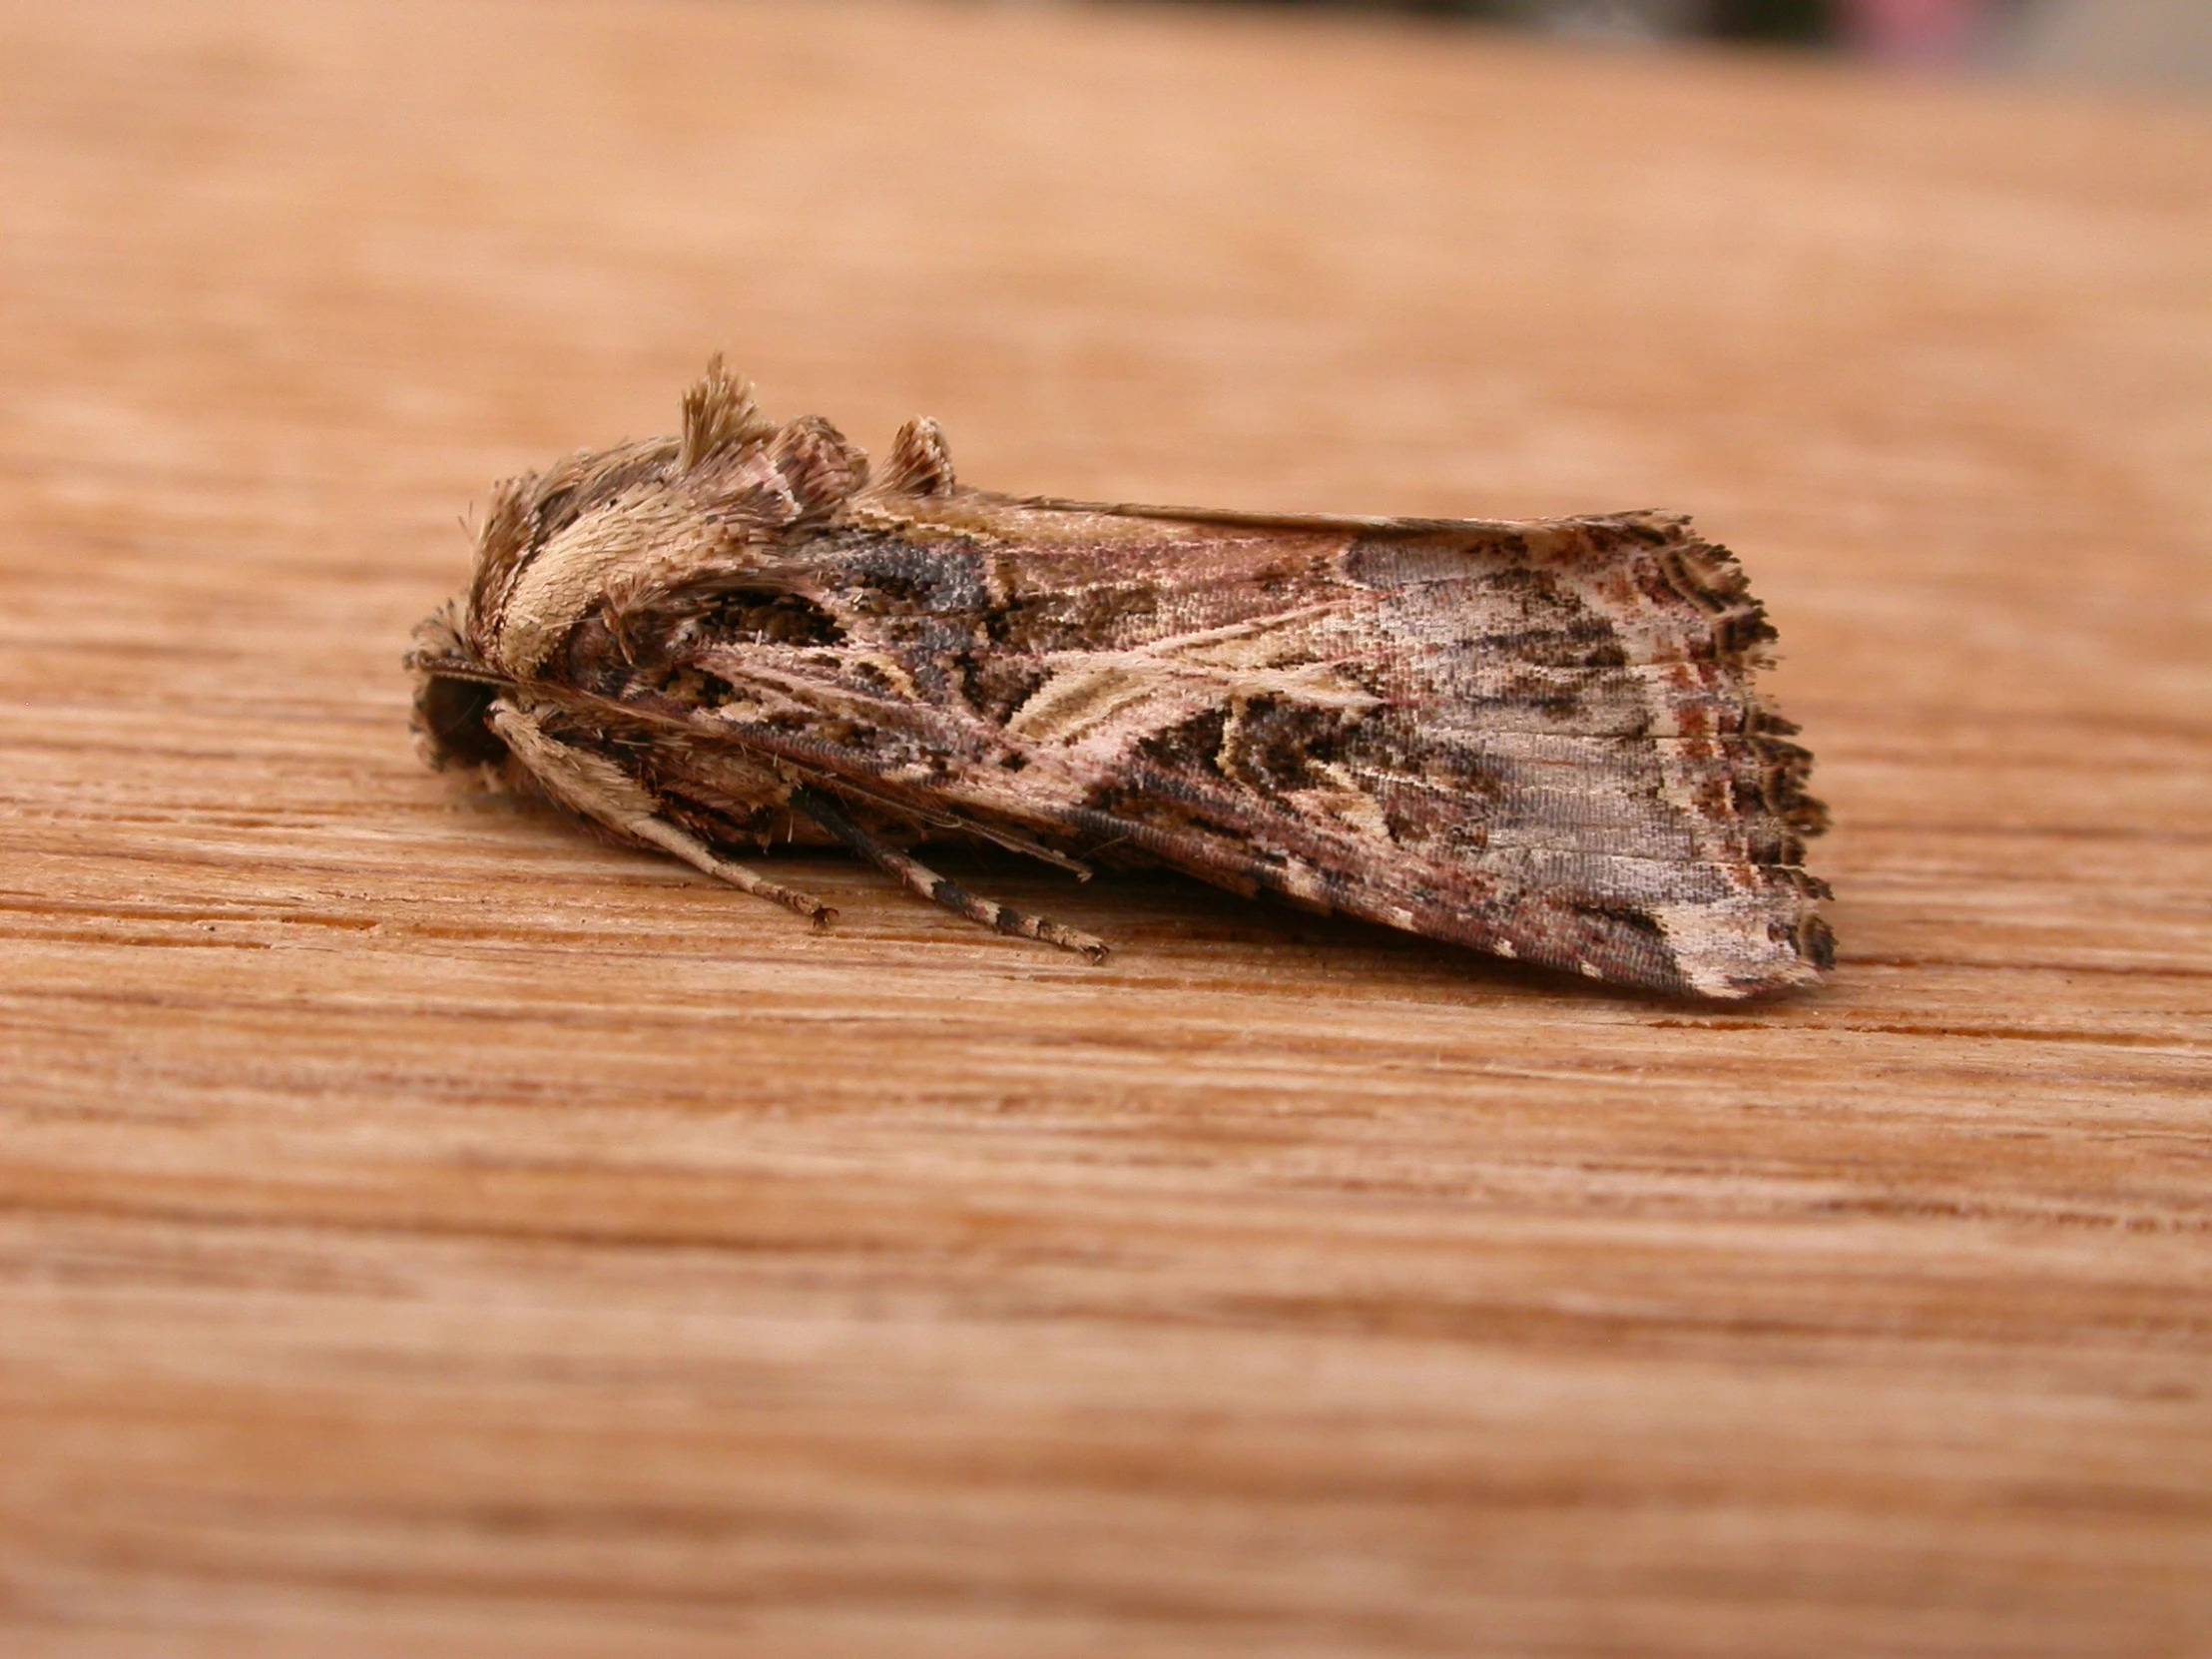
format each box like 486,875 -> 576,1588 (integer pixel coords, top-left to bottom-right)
485,699 -> 834,930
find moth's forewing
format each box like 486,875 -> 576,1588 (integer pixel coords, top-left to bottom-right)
677,494 -> 1829,999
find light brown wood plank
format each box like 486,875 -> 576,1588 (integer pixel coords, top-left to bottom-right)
0,1 -> 2207,1653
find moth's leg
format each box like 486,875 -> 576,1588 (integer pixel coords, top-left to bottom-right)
790,787 -> 1107,964
486,699 -> 834,930
627,816 -> 836,932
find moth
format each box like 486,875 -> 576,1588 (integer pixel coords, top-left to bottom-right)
408,360 -> 1832,999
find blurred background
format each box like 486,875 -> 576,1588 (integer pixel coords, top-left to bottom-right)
1131,0 -> 2212,87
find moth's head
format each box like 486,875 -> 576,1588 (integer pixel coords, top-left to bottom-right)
407,606 -> 508,772
408,360 -> 948,771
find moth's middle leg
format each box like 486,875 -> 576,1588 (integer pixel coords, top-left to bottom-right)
790,788 -> 1107,963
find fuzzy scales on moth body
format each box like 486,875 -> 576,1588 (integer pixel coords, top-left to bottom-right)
408,361 -> 1833,999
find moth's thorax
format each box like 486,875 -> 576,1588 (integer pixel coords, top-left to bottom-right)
488,486 -> 737,678
474,408 -> 887,681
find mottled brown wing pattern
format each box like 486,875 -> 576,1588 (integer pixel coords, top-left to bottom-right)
663,506 -> 1829,997
408,362 -> 1831,999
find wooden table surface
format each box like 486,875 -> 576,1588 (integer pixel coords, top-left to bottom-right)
3,2 -> 2208,1653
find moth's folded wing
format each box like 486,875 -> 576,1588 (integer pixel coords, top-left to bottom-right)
675,502 -> 1830,998
947,509 -> 1830,999
1045,740 -> 1830,999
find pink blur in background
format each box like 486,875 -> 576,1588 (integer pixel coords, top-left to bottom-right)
1842,0 -> 1996,66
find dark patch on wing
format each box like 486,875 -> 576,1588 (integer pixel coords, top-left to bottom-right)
1367,767 -> 1496,856
987,581 -> 1172,653
956,652 -> 1052,726
1578,903 -> 1668,943
698,590 -> 845,649
812,529 -> 995,616
1220,695 -> 1364,793
1137,707 -> 1231,782
1460,569 -> 1631,670
1342,531 -> 1528,587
